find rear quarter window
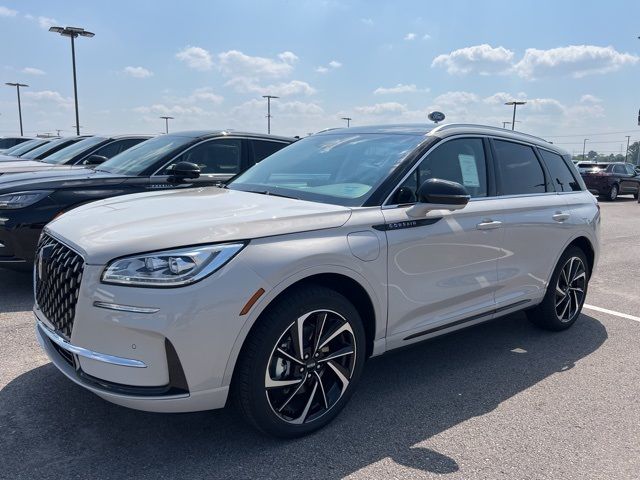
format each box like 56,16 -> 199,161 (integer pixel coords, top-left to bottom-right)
539,149 -> 581,192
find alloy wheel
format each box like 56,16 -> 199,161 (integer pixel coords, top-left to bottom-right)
555,257 -> 587,322
265,309 -> 356,424
609,184 -> 618,200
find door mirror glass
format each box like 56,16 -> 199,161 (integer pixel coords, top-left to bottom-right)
168,162 -> 201,183
408,179 -> 470,217
83,154 -> 109,166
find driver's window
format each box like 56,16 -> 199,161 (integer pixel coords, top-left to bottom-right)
391,138 -> 487,204
163,139 -> 242,175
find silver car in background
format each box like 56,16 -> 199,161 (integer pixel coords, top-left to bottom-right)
34,124 -> 599,437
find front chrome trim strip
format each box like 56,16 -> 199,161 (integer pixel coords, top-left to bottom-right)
36,318 -> 147,368
93,301 -> 160,314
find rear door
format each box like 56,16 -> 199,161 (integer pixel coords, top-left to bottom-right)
492,139 -> 573,307
616,164 -> 636,193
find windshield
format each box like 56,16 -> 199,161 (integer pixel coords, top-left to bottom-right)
228,133 -> 425,206
4,139 -> 48,156
41,136 -> 106,164
20,137 -> 80,160
98,135 -> 194,176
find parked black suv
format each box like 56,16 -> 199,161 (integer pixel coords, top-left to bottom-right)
577,162 -> 640,200
0,130 -> 294,266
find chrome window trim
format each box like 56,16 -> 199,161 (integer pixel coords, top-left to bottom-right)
151,136 -> 245,177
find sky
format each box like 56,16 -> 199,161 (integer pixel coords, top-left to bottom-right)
0,0 -> 639,156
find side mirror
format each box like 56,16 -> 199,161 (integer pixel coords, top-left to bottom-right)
407,178 -> 470,217
167,161 -> 201,183
83,154 -> 109,166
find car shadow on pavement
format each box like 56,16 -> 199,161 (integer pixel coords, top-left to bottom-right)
0,313 -> 607,480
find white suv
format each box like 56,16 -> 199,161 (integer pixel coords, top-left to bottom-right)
34,124 -> 600,437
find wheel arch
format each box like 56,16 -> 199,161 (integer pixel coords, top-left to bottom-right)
566,236 -> 595,276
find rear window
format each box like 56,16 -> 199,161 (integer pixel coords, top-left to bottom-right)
539,149 -> 581,192
494,140 -> 547,195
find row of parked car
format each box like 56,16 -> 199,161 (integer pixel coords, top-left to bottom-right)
2,125 -> 601,438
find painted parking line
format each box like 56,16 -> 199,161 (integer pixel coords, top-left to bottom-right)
583,304 -> 640,323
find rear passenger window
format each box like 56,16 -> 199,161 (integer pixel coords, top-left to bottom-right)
494,140 -> 547,195
613,164 -> 626,174
252,140 -> 288,163
393,138 -> 487,203
539,149 -> 581,192
167,139 -> 242,175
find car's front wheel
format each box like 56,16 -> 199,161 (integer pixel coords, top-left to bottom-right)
234,284 -> 366,437
608,183 -> 619,201
527,246 -> 589,331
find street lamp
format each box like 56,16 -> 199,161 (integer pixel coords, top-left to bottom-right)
582,138 -> 589,161
160,116 -> 174,134
262,95 -> 279,134
341,117 -> 352,128
49,26 -> 95,135
5,82 -> 28,135
504,101 -> 526,130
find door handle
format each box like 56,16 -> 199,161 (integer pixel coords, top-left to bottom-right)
476,219 -> 502,230
552,212 -> 570,222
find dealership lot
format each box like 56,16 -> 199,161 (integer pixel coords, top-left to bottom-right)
1,199 -> 638,479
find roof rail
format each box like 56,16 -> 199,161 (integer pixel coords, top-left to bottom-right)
429,123 -> 551,144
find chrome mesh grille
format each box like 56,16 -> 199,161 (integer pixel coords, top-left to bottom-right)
35,234 -> 84,340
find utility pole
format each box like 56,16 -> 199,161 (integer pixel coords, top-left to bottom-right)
341,117 -> 352,128
625,135 -> 631,162
582,138 -> 589,161
505,101 -> 526,130
262,95 -> 279,134
49,26 -> 95,135
5,82 -> 29,136
160,116 -> 174,134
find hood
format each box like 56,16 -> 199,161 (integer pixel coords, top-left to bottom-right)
0,161 -> 86,176
0,167 -> 122,191
48,187 -> 352,264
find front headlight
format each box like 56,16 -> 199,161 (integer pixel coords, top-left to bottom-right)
102,243 -> 246,287
0,190 -> 52,209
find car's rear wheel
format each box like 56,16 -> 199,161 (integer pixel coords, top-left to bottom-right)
607,183 -> 619,201
234,284 -> 366,437
527,246 -> 589,331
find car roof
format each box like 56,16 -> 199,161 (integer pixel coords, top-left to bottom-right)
314,123 -> 570,156
166,130 -> 295,142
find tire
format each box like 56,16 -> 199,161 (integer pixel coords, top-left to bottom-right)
608,184 -> 619,201
633,191 -> 639,200
234,284 -> 366,438
527,246 -> 589,331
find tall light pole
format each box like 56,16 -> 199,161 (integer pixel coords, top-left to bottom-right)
49,26 -> 95,136
582,138 -> 589,161
262,95 -> 279,134
625,135 -> 631,163
5,82 -> 28,135
505,101 -> 526,130
160,116 -> 174,134
341,117 -> 352,128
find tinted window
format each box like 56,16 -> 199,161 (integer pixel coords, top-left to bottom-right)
613,164 -> 626,174
165,139 -> 242,175
229,133 -> 425,207
494,140 -> 546,195
3,139 -> 48,156
20,137 -> 84,159
539,149 -> 581,192
41,137 -> 107,164
252,140 -> 288,163
393,138 -> 487,203
0,138 -> 26,149
625,164 -> 636,175
91,138 -> 146,160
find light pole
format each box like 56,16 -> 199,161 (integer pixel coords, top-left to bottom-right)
49,26 -> 95,136
5,82 -> 28,135
625,135 -> 631,163
504,101 -> 526,130
160,116 -> 174,134
341,117 -> 352,128
262,95 -> 279,134
582,138 -> 589,161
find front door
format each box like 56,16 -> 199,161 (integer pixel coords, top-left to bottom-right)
383,137 -> 504,348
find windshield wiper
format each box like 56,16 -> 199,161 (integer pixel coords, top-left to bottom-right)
249,190 -> 299,200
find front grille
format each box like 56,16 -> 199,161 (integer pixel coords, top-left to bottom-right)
35,233 -> 85,340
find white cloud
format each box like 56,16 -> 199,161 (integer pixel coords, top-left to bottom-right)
226,77 -> 316,96
315,60 -> 341,74
580,94 -> 602,104
404,33 -> 416,41
218,50 -> 297,78
328,60 -> 342,69
514,45 -> 639,79
361,18 -> 374,26
433,91 -> 480,106
123,66 -> 153,78
23,90 -> 73,109
0,6 -> 17,16
483,91 -> 527,105
432,44 -> 515,75
22,67 -> 45,75
134,87 -> 224,119
354,102 -> 408,115
373,83 -> 428,95
176,46 -> 213,71
423,33 -> 431,40
315,66 -> 329,74
35,15 -> 57,29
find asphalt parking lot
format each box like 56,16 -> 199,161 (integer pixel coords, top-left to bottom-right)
1,199 -> 639,480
